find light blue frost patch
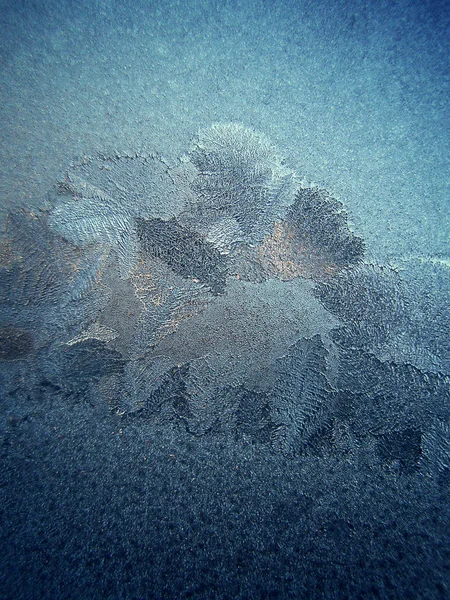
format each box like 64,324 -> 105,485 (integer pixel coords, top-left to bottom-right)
49,155 -> 187,278
145,277 -> 341,399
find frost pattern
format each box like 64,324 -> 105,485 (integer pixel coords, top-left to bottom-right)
49,155 -> 186,278
270,335 -> 335,455
186,123 -> 297,244
2,124 -> 448,465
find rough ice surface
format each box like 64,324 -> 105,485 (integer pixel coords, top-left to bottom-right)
24,124 -> 358,445
3,123 -> 447,461
49,155 -> 186,277
186,123 -> 297,244
1,121 -> 449,598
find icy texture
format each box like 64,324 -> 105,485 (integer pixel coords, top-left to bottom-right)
256,187 -> 364,282
50,154 -> 186,277
316,260 -> 450,374
1,124 -> 448,466
186,123 -> 297,244
285,187 -> 364,270
270,335 -> 335,455
137,218 -> 228,294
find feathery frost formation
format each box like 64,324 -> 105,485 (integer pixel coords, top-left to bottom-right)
0,123 -> 448,468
